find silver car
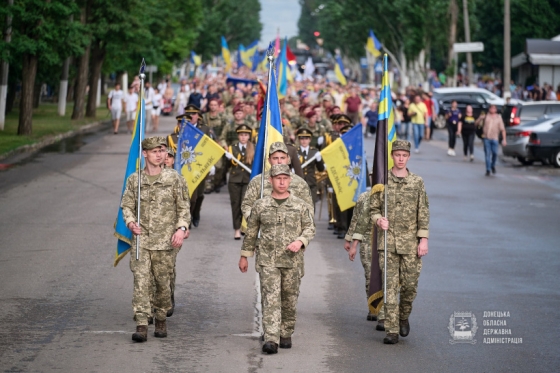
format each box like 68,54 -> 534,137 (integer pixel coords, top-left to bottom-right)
503,114 -> 560,165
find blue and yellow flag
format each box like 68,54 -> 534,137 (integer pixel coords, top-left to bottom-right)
241,40 -> 259,68
367,29 -> 382,58
113,95 -> 145,267
221,36 -> 231,72
334,55 -> 347,86
190,51 -> 201,66
251,66 -> 284,179
320,124 -> 364,211
174,121 -> 225,195
251,50 -> 264,72
277,39 -> 289,98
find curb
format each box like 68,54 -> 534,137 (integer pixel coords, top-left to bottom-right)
0,119 -> 111,162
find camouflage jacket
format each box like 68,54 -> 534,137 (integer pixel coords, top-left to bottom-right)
241,194 -> 316,268
241,170 -> 313,221
219,120 -> 251,148
370,170 -> 429,254
345,191 -> 372,244
121,168 -> 191,250
203,112 -> 227,138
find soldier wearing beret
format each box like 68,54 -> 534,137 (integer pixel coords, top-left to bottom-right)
219,104 -> 251,149
296,128 -> 324,204
301,110 -> 327,150
370,140 -> 429,344
225,124 -> 255,240
239,164 -> 316,354
121,136 -> 191,342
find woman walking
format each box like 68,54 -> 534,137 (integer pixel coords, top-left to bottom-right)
457,105 -> 476,161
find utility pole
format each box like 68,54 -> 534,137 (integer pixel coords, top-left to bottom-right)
0,0 -> 14,130
504,0 -> 511,97
462,0 -> 473,85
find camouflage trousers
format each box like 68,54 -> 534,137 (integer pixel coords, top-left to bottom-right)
130,248 -> 174,325
359,242 -> 372,303
149,246 -> 181,306
260,266 -> 302,344
378,250 -> 422,334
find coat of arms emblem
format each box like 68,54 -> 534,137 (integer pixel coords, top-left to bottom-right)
449,312 -> 477,344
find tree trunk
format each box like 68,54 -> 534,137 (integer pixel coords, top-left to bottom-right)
18,53 -> 38,136
86,41 -> 105,118
71,43 -> 90,120
116,71 -> 123,89
448,0 -> 458,67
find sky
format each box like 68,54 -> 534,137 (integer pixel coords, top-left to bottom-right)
259,0 -> 301,48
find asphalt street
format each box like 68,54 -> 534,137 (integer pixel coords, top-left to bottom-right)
0,115 -> 559,372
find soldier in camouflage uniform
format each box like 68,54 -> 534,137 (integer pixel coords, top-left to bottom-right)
239,164 -> 316,354
370,140 -> 429,344
241,142 -> 313,222
121,137 -> 191,342
300,111 -> 327,150
344,191 -> 379,322
219,104 -> 250,149
203,99 -> 228,193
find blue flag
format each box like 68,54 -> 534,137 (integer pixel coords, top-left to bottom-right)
113,96 -> 145,266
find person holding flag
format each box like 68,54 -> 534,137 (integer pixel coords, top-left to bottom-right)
121,136 -> 191,342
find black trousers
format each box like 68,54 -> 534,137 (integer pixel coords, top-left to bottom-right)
228,182 -> 248,230
447,123 -> 457,149
462,132 -> 475,156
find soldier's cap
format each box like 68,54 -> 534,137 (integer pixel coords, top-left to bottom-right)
236,124 -> 252,134
167,147 -> 176,157
270,164 -> 292,177
311,104 -> 321,111
340,125 -> 353,134
392,140 -> 411,153
269,141 -> 289,155
336,114 -> 352,125
329,113 -> 341,122
142,136 -> 166,150
297,128 -> 313,138
175,113 -> 187,121
233,104 -> 244,113
184,104 -> 201,114
298,104 -> 308,113
305,110 -> 317,119
328,105 -> 340,114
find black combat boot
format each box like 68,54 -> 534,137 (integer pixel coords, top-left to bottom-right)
262,341 -> 278,354
399,319 -> 410,337
376,319 -> 385,331
383,333 -> 399,344
132,325 -> 148,342
279,337 -> 292,349
367,312 -> 377,321
154,319 -> 167,338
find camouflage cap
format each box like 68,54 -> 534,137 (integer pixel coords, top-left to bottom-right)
142,136 -> 165,150
269,164 -> 292,177
392,140 -> 411,153
269,141 -> 288,155
166,146 -> 175,156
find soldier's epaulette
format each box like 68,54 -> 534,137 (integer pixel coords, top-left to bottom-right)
310,146 -> 316,150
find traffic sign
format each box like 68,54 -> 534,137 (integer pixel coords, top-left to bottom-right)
453,42 -> 484,53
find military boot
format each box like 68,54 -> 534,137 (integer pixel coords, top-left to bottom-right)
383,333 -> 399,344
279,337 -> 292,349
262,341 -> 278,354
154,319 -> 167,338
376,319 -> 385,331
399,319 -> 410,337
132,325 -> 148,342
367,312 -> 377,321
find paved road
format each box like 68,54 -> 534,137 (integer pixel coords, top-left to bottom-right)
0,116 -> 559,372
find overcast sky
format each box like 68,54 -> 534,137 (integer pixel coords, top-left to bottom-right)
259,0 -> 301,48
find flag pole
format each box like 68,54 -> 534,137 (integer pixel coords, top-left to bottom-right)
382,54 -> 388,303
136,59 -> 146,261
260,44 -> 275,200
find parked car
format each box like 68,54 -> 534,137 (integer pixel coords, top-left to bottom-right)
502,114 -> 560,165
527,122 -> 560,167
432,87 -> 507,129
501,101 -> 560,127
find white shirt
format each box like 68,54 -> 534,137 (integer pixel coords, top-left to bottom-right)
108,89 -> 124,109
153,93 -> 163,107
144,87 -> 155,109
300,145 -> 310,158
238,143 -> 247,152
125,92 -> 138,112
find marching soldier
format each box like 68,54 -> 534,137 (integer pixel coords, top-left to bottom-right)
301,111 -> 327,150
239,164 -> 316,354
121,137 -> 190,342
296,128 -> 324,204
220,104 -> 250,149
370,140 -> 430,344
225,124 -> 254,240
241,142 -> 313,222
345,190 -> 378,322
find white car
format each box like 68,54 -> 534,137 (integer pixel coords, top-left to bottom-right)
433,87 -> 521,106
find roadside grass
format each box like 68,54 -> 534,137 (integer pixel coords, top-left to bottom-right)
0,97 -> 110,156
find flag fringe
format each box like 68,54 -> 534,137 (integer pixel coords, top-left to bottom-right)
113,248 -> 131,267
368,290 -> 384,315
371,184 -> 384,194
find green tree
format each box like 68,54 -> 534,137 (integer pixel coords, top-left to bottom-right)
194,0 -> 263,60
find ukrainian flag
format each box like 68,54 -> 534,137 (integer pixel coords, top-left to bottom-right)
251,50 -> 264,72
320,124 -> 364,211
237,44 -> 246,67
190,51 -> 201,66
174,121 -> 225,196
113,95 -> 145,267
221,36 -> 231,72
241,40 -> 259,68
334,55 -> 347,86
251,67 -> 284,179
277,39 -> 289,97
366,29 -> 382,58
